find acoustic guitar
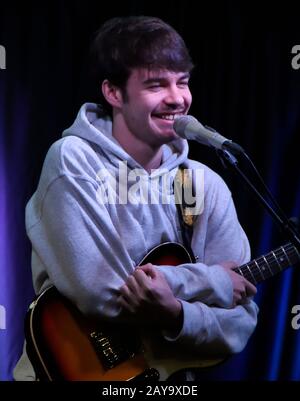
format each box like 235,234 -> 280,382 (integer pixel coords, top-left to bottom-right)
25,241 -> 300,381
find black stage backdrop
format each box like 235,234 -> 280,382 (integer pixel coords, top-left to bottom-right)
1,0 -> 300,381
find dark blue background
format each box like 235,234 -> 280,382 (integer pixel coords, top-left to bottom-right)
1,0 -> 300,381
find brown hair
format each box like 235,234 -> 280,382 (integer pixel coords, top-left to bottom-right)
89,16 -> 194,115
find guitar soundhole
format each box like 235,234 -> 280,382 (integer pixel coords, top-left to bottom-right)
90,326 -> 142,370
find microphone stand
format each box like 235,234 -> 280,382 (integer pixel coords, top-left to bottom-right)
216,148 -> 300,252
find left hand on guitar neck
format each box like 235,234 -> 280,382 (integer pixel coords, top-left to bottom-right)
220,261 -> 257,307
118,263 -> 183,333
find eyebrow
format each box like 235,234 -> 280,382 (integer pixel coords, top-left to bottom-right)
143,72 -> 190,85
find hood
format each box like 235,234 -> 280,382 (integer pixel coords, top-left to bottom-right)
62,103 -> 189,176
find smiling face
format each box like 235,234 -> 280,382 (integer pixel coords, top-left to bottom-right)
106,68 -> 192,149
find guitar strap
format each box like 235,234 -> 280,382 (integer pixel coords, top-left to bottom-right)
173,165 -> 197,263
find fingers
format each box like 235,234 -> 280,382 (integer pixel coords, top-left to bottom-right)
120,265 -> 153,295
118,284 -> 137,313
221,260 -> 257,306
117,293 -> 136,313
119,275 -> 144,311
118,265 -> 155,313
245,280 -> 257,297
220,261 -> 238,270
133,267 -> 153,287
118,263 -> 172,318
125,275 -> 141,294
137,263 -> 157,279
232,278 -> 257,307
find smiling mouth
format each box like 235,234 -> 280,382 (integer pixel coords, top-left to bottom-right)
152,113 -> 184,121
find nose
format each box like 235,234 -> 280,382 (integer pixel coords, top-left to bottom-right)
164,86 -> 185,107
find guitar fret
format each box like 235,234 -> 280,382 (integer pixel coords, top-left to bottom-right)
292,245 -> 300,261
276,252 -> 286,265
234,243 -> 300,284
251,262 -> 266,281
231,242 -> 300,286
262,255 -> 273,277
254,260 -> 266,280
281,246 -> 292,266
266,252 -> 279,275
236,266 -> 244,277
287,243 -> 300,261
271,250 -> 282,271
245,263 -> 257,284
265,253 -> 278,273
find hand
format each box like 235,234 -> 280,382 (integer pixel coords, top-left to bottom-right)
220,261 -> 257,307
118,263 -> 182,331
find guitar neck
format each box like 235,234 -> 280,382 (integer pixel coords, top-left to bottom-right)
234,242 -> 300,284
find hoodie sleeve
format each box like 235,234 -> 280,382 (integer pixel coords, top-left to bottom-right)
164,299 -> 258,355
157,262 -> 234,308
158,171 -> 258,353
157,174 -> 251,309
27,174 -> 133,318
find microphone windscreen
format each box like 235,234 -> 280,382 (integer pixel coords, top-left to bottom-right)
173,115 -> 198,139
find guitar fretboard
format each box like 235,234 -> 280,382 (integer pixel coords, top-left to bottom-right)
233,242 -> 300,284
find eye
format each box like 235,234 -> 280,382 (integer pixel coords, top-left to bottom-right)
149,84 -> 161,88
147,83 -> 164,92
177,81 -> 189,88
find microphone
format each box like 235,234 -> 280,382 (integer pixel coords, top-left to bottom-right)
173,115 -> 244,154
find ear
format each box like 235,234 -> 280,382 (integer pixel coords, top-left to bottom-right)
102,79 -> 123,109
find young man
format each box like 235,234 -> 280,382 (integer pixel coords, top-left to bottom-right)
14,16 -> 258,381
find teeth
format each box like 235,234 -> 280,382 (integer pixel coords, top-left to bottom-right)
158,114 -> 183,120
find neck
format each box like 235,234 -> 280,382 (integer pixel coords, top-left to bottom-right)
233,242 -> 300,284
112,115 -> 163,173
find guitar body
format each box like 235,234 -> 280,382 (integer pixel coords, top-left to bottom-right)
25,239 -> 300,381
26,242 -> 206,381
26,285 -> 150,381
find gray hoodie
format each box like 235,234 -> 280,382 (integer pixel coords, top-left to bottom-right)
15,103 -> 258,379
